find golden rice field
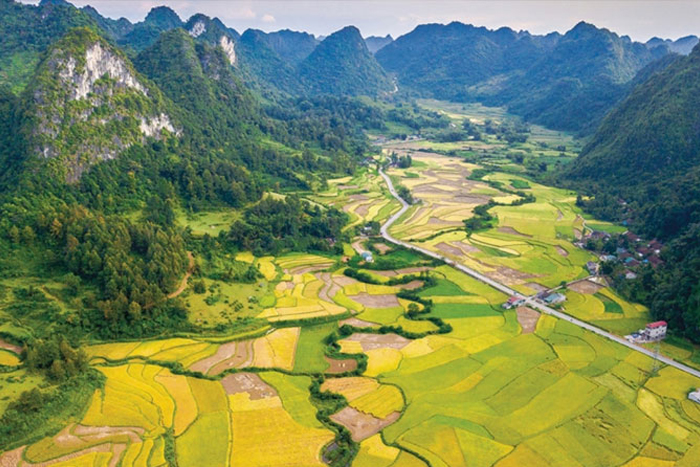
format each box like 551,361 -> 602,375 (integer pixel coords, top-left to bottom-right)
310,169 -> 401,231
385,152 -> 597,291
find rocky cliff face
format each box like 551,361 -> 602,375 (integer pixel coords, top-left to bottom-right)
27,28 -> 178,182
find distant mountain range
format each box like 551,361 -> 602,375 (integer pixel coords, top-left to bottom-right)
0,0 -> 697,130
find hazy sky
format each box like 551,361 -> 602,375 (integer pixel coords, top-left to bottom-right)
20,0 -> 700,41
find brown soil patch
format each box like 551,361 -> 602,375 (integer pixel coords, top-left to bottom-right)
516,306 -> 540,334
0,339 -> 22,355
374,243 -> 392,254
345,333 -> 410,351
333,276 -> 359,287
330,407 -> 401,441
0,447 -> 25,467
569,280 -> 603,295
337,185 -> 358,190
348,194 -> 369,202
210,340 -> 254,375
498,226 -> 531,238
489,267 -> 536,284
452,195 -> 489,204
355,203 -> 370,217
452,241 -> 480,253
574,228 -> 582,240
427,217 -> 459,226
339,318 -> 377,328
317,273 -> 336,303
557,210 -> 564,221
399,280 -> 423,290
556,246 -> 569,257
348,293 -> 400,308
221,372 -> 277,399
413,185 -> 454,195
190,339 -> 254,375
325,356 -> 358,374
436,242 -> 463,257
351,239 -> 367,255
287,264 -> 331,275
276,281 -> 294,291
72,425 -> 143,444
525,282 -> 548,293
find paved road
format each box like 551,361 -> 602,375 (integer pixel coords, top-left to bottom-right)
378,168 -> 700,380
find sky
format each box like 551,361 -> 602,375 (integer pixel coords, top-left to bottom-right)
20,0 -> 700,41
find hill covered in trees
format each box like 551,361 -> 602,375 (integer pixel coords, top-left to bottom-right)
564,43 -> 700,340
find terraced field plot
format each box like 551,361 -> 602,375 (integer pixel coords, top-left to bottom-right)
310,170 -> 401,231
385,152 -> 598,292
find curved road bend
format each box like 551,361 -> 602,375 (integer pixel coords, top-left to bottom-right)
378,168 -> 700,379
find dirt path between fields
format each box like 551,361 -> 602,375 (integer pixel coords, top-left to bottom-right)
168,251 -> 195,299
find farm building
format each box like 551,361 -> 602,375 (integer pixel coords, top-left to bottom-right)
689,390 -> 700,404
645,321 -> 667,340
625,271 -> 638,280
586,261 -> 599,275
502,296 -> 525,309
360,251 -> 374,263
543,293 -> 566,305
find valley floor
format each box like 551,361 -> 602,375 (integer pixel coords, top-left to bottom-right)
2,102 -> 700,467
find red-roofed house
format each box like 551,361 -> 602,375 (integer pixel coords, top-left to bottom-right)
644,321 -> 667,340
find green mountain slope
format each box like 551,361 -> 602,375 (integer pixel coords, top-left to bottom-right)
0,0 -> 98,91
564,44 -> 700,338
21,27 -> 177,183
299,26 -> 393,96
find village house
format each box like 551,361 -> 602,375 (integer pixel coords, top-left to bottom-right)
502,296 -> 525,309
543,293 -> 566,305
586,261 -> 599,275
361,251 -> 374,263
689,389 -> 700,404
644,321 -> 667,340
624,270 -> 637,280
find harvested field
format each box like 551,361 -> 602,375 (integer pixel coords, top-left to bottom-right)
333,275 -> 359,287
498,226 -> 531,238
0,339 -> 21,355
349,293 -> 400,308
337,185 -> 358,190
486,267 -> 537,285
0,447 -> 24,467
436,242 -> 463,256
221,373 -> 277,399
330,407 -> 401,441
399,280 -> 424,290
287,264 -> 329,275
556,246 -> 569,257
189,340 -> 253,375
343,333 -> 410,351
569,280 -> 604,295
325,356 -> 358,374
516,307 -> 540,334
525,282 -> 548,293
340,317 -> 378,328
374,243 -> 392,254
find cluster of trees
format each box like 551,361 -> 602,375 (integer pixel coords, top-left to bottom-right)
226,195 -> 348,255
24,337 -> 89,382
389,153 -> 412,168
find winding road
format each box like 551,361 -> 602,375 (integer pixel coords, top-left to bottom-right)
378,168 -> 700,380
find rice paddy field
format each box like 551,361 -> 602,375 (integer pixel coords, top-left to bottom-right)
383,151 -> 601,293
309,169 -> 402,231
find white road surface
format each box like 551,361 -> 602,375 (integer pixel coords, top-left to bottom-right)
378,168 -> 700,380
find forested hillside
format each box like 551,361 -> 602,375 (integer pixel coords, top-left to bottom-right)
377,21 -> 682,133
565,43 -> 700,340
